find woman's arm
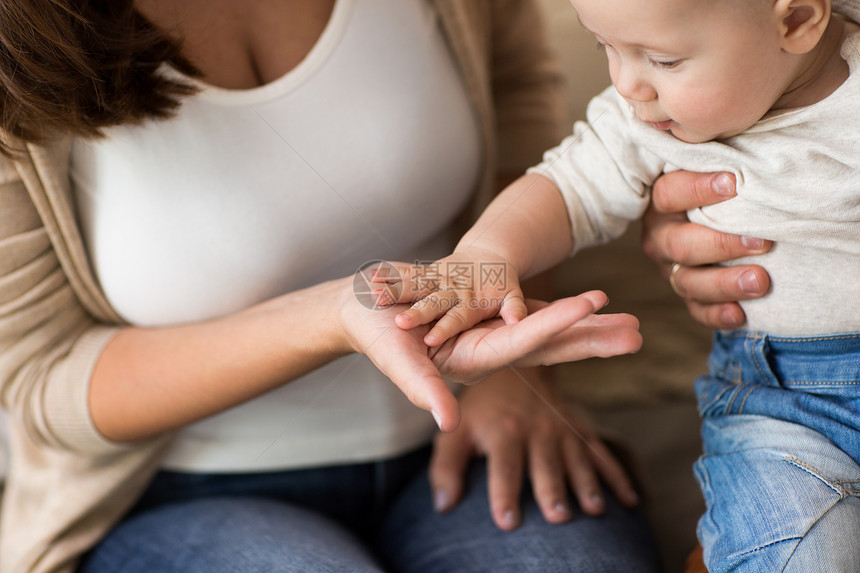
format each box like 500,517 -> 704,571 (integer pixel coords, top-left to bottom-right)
93,279 -> 642,440
0,162 -> 356,447
642,171 -> 771,328
88,277 -> 353,442
3,162 -> 640,452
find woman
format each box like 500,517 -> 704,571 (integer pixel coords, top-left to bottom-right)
0,1 -> 765,571
0,1 -> 653,572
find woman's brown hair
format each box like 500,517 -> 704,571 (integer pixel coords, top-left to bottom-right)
0,0 -> 197,155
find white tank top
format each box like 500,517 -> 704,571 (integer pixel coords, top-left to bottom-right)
71,0 -> 481,471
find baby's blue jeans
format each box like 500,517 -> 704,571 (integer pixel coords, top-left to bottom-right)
79,446 -> 659,572
695,331 -> 860,572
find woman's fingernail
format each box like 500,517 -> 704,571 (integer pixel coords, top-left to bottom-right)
590,494 -> 605,509
740,236 -> 765,251
434,489 -> 450,512
738,270 -> 761,294
713,173 -> 735,196
553,502 -> 572,517
431,410 -> 443,430
721,309 -> 742,328
501,509 -> 518,528
625,490 -> 640,505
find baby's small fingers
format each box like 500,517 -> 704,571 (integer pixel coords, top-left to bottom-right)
366,261 -> 440,304
395,290 -> 459,330
499,292 -> 528,324
577,290 -> 609,311
424,303 -> 487,347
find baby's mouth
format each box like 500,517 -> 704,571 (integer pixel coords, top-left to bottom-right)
648,119 -> 674,130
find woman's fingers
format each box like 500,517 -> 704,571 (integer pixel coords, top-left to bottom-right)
437,295 -> 604,372
671,262 -> 771,329
642,218 -> 771,269
429,430 -> 473,513
346,308 -> 462,430
526,405 -> 639,521
558,433 -> 606,516
527,426 -> 574,523
669,263 -> 771,329
577,436 -> 639,509
669,263 -> 770,303
368,346 -> 462,431
495,292 -> 609,358
501,314 -> 642,369
685,301 -> 747,330
643,171 -> 773,331
650,171 -> 736,214
485,428 -> 526,531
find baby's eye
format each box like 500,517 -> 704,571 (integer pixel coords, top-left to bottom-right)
649,58 -> 682,70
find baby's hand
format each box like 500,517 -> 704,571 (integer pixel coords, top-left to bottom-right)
380,248 -> 528,346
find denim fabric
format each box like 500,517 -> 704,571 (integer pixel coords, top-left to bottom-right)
694,332 -> 860,573
79,446 -> 659,573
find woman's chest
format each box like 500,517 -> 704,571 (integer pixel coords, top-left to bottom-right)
73,0 -> 481,327
135,0 -> 336,89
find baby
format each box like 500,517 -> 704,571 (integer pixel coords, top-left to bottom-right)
390,0 -> 860,570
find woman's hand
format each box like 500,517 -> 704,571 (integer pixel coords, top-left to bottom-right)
429,368 -> 640,530
642,171 -> 771,328
340,290 -> 641,433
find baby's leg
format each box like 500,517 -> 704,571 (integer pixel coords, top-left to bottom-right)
782,495 -> 860,572
694,414 -> 860,573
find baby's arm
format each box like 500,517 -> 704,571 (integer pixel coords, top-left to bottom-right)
393,173 -> 576,345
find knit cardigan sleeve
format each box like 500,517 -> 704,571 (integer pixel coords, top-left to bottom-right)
0,144 -> 127,455
0,144 -> 173,573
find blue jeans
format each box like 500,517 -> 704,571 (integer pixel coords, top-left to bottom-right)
79,446 -> 659,572
694,332 -> 860,573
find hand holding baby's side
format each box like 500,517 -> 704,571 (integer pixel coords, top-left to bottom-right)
644,171 -> 771,328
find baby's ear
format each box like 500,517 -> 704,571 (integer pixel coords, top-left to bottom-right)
774,0 -> 831,54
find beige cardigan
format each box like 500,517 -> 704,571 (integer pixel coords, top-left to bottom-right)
0,1 -> 566,571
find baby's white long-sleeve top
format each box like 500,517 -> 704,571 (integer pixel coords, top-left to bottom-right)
531,29 -> 860,336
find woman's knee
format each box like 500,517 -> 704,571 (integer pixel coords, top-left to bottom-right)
379,462 -> 659,573
82,496 -> 384,573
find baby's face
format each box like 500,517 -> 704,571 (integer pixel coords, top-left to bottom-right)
571,0 -> 790,142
